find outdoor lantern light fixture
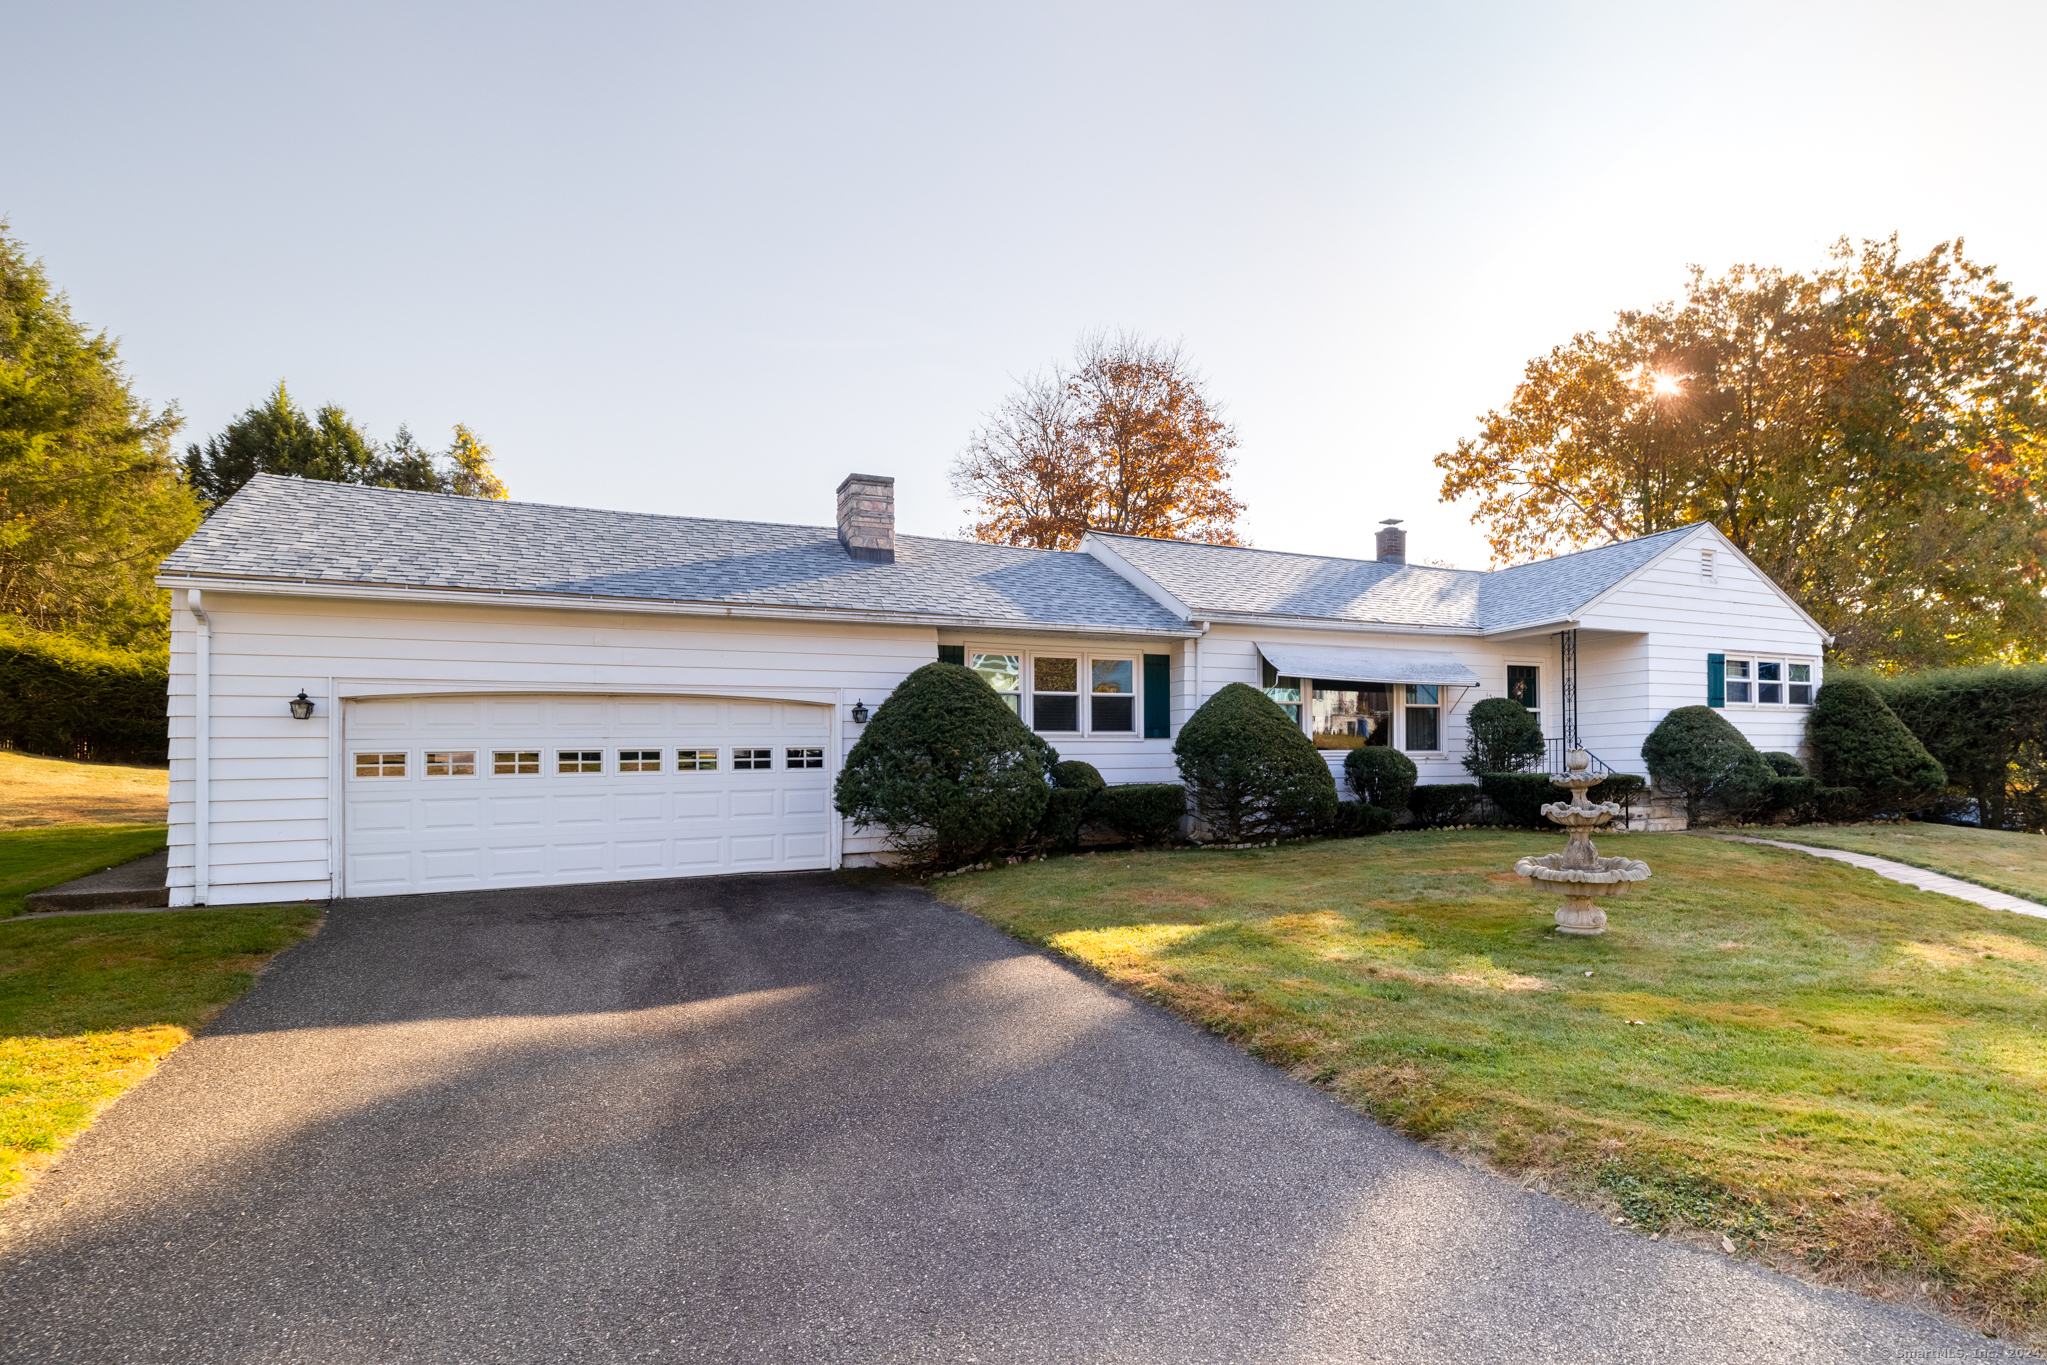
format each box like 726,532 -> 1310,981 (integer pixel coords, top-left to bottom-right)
289,690 -> 316,720
851,699 -> 870,724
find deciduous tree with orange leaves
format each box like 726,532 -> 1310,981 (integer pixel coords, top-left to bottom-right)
1435,237 -> 2047,669
951,332 -> 1245,550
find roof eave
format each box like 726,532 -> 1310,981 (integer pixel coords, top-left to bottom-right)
154,572 -> 1203,639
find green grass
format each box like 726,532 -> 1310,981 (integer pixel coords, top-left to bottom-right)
935,831 -> 2047,1339
0,906 -> 321,1198
1770,822 -> 2047,906
0,824 -> 167,918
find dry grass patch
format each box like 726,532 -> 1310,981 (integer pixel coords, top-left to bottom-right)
0,750 -> 168,829
936,832 -> 2047,1345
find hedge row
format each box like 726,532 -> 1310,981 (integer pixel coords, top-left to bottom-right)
1852,664 -> 2047,830
0,626 -> 167,763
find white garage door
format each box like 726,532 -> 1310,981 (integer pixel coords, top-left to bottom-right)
342,694 -> 833,897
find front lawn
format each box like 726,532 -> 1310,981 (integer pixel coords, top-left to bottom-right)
936,831 -> 2047,1340
0,906 -> 320,1199
0,824 -> 168,919
1776,822 -> 2047,907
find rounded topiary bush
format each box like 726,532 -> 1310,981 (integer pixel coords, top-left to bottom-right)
1463,696 -> 1543,778
1050,759 -> 1106,792
834,661 -> 1057,863
1762,751 -> 1806,778
1173,682 -> 1338,843
1809,679 -> 1947,816
1343,746 -> 1417,812
1642,705 -> 1775,825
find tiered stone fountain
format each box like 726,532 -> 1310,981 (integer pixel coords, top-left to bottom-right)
1513,749 -> 1651,935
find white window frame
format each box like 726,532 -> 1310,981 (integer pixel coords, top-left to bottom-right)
1723,655 -> 1817,708
968,644 -> 1147,740
1504,661 -> 1542,716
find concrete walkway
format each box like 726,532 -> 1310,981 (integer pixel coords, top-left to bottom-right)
0,872 -> 2018,1364
22,848 -> 169,913
1720,836 -> 2047,919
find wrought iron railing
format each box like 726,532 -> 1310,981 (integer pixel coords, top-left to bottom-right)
1540,737 -> 1614,781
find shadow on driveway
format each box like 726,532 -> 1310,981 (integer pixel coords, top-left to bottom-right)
0,873 -> 2017,1363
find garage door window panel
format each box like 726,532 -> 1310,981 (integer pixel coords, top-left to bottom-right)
558,750 -> 603,774
355,752 -> 407,778
618,749 -> 663,773
493,750 -> 540,776
734,748 -> 773,770
786,747 -> 825,769
677,748 -> 718,771
425,750 -> 476,777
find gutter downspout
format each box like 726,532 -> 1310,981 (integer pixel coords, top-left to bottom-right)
189,590 -> 212,906
1191,619 -> 1210,717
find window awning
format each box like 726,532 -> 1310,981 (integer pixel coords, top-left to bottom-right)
1257,643 -> 1482,687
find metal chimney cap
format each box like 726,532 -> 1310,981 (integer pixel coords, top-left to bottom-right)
1378,518 -> 1403,526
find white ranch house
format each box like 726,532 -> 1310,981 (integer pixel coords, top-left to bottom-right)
160,473 -> 1830,905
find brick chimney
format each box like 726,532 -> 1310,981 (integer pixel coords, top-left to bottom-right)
836,473 -> 896,563
1375,519 -> 1406,565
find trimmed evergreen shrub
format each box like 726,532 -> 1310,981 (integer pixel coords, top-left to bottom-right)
1478,772 -> 1555,827
0,626 -> 168,763
1764,775 -> 1819,821
1816,786 -> 1863,822
1173,682 -> 1338,842
1642,706 -> 1775,825
1332,800 -> 1397,836
1856,665 -> 2047,829
834,662 -> 1056,863
1410,782 -> 1480,828
1587,773 -> 1648,807
1463,697 -> 1544,779
1808,679 -> 1947,816
1037,788 -> 1093,850
1090,783 -> 1187,844
1343,746 -> 1417,811
1762,751 -> 1806,778
1050,759 -> 1106,792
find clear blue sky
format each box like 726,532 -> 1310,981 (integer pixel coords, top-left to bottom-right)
10,1 -> 2043,569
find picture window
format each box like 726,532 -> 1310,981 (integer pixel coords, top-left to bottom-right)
734,748 -> 773,770
1310,681 -> 1390,750
425,750 -> 475,777
557,749 -> 603,774
618,749 -> 663,773
354,751 -> 406,778
492,750 -> 540,775
676,748 -> 718,771
786,747 -> 825,769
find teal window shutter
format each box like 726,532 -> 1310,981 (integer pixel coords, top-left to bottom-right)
937,645 -> 965,666
1707,652 -> 1725,708
1143,654 -> 1171,737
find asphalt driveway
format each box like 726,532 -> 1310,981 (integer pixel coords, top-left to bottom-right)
0,873 -> 2020,1363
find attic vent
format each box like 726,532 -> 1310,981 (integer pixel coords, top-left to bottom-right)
1701,548 -> 1716,582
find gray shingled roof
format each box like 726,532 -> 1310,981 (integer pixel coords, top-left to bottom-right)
159,475 -> 1192,633
1089,526 -> 1701,632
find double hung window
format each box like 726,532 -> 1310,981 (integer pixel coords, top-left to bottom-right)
1722,656 -> 1815,707
1031,656 -> 1080,732
1090,659 -> 1135,733
1404,685 -> 1441,752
